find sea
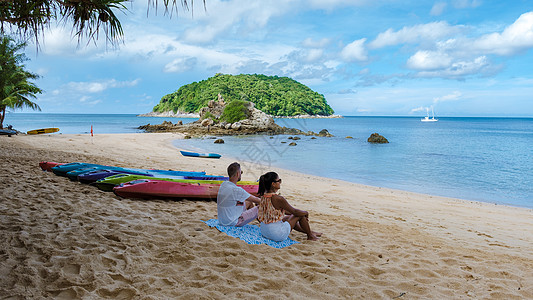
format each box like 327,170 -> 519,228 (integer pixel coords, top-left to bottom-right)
5,113 -> 533,209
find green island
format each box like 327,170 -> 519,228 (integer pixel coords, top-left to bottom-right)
153,74 -> 334,117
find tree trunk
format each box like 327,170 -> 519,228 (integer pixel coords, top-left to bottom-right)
0,107 -> 5,129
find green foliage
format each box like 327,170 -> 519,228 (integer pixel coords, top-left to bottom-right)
0,35 -> 42,128
201,111 -> 218,123
220,100 -> 249,123
153,74 -> 334,117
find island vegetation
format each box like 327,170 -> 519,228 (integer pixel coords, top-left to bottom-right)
153,74 -> 335,117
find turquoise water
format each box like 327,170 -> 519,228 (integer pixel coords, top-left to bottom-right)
5,113 -> 532,208
3,113 -> 196,134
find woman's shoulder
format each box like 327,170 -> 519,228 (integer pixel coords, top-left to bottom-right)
271,193 -> 286,201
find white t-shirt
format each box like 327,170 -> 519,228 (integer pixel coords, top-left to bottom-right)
217,181 -> 251,226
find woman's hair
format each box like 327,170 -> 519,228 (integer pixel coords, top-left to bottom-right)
258,171 -> 278,196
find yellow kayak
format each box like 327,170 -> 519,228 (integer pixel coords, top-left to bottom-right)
26,128 -> 60,135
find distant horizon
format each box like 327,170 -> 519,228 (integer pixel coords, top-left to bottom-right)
6,111 -> 532,119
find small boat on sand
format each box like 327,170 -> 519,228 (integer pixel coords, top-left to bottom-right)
39,161 -> 65,171
113,179 -> 258,200
180,150 -> 221,159
0,129 -> 17,136
95,174 -> 249,192
27,127 -> 60,135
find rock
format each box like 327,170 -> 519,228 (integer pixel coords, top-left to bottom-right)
214,139 -> 225,144
346,136 -> 353,139
289,142 -> 297,146
231,122 -> 241,131
292,136 -> 301,140
184,135 -> 192,139
281,141 -> 287,143
367,133 -> 389,143
311,137 -> 316,139
288,136 -> 293,140
225,123 -> 232,130
201,118 -> 213,127
318,129 -> 333,137
177,120 -> 183,125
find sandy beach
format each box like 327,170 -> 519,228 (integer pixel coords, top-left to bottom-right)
1,132 -> 532,299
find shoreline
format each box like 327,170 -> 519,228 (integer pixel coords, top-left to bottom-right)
1,133 -> 532,298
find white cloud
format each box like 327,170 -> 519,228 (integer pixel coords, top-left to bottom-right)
416,56 -> 490,79
302,37 -> 331,48
66,79 -> 140,93
305,49 -> 324,62
37,25 -> 111,57
369,21 -> 462,49
470,11 -> 533,56
79,96 -> 91,102
340,38 -> 368,62
430,2 -> 447,16
181,0 -> 293,44
164,57 -> 198,73
410,106 -> 426,113
406,50 -> 452,70
433,91 -> 462,103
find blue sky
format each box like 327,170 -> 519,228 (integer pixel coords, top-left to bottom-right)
17,0 -> 533,116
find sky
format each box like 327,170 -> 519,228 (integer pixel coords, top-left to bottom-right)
14,0 -> 533,116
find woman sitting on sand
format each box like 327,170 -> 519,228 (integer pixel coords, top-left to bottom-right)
257,172 -> 321,241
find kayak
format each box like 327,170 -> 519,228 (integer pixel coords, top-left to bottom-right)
79,169 -> 227,184
39,161 -> 65,172
94,174 -> 254,192
0,129 -> 17,136
26,127 -> 59,135
52,163 -> 104,176
78,169 -> 154,184
66,167 -> 156,181
113,179 -> 258,200
180,150 -> 221,159
51,162 -> 207,177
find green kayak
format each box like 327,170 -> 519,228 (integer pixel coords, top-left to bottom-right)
93,174 -> 257,192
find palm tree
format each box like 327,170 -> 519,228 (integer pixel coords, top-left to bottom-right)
0,36 -> 42,129
0,0 -> 205,48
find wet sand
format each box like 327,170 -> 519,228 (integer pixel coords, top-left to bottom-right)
1,133 -> 532,299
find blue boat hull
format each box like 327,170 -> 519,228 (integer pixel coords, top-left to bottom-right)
180,150 -> 221,159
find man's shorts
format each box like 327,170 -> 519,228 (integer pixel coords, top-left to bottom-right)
235,206 -> 259,227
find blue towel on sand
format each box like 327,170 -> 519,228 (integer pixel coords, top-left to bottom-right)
203,219 -> 299,248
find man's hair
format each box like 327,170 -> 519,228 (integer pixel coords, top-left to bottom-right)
227,162 -> 241,177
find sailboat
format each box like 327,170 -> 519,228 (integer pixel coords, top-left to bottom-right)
421,107 -> 438,122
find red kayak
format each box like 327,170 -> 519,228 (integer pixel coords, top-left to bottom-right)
113,179 -> 259,200
39,161 -> 65,172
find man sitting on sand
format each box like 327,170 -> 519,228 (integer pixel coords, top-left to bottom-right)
217,162 -> 261,226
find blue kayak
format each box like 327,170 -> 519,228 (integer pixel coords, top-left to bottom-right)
51,162 -> 208,177
180,150 -> 221,159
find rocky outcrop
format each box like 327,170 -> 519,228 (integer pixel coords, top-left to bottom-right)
318,129 -> 333,137
367,133 -> 389,143
138,98 -> 334,137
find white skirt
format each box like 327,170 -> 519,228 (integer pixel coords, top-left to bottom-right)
260,221 -> 291,242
